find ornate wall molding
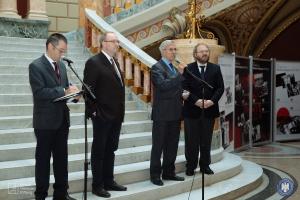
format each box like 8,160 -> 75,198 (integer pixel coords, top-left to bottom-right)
210,0 -> 278,55
123,0 -> 227,45
243,0 -> 285,55
254,10 -> 300,57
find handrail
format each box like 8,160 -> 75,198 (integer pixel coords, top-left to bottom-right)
85,8 -> 156,102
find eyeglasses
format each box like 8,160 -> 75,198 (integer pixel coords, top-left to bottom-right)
164,48 -> 177,51
196,50 -> 209,53
104,40 -> 120,44
52,44 -> 67,54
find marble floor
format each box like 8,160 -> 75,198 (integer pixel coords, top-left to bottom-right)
235,141 -> 300,200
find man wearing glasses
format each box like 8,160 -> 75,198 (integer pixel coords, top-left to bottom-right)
150,40 -> 187,186
29,33 -> 79,200
182,43 -> 224,176
83,32 -> 126,198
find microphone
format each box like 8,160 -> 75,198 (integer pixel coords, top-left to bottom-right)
175,59 -> 185,66
62,57 -> 74,64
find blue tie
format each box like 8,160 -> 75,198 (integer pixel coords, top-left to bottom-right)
169,63 -> 176,74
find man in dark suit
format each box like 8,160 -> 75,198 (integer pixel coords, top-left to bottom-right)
183,43 -> 224,176
83,32 -> 126,198
29,33 -> 79,200
150,40 -> 186,186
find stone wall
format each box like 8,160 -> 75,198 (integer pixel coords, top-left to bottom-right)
46,0 -> 79,34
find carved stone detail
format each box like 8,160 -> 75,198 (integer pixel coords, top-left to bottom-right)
0,17 -> 49,38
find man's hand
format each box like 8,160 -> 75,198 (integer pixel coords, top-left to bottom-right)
203,100 -> 214,108
65,85 -> 81,100
182,90 -> 190,100
195,99 -> 214,108
177,63 -> 186,74
195,99 -> 204,108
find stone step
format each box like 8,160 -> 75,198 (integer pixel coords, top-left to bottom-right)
0,36 -> 83,47
0,65 -> 84,75
0,83 -> 132,95
0,132 -> 165,179
0,121 -> 152,145
0,149 -> 226,200
0,57 -> 86,67
0,92 -> 133,104
0,74 -> 30,84
162,160 -> 263,200
0,74 -> 86,84
0,110 -> 150,130
0,50 -> 89,60
0,45 -> 85,52
0,130 -> 156,162
0,101 -> 137,116
0,84 -> 32,94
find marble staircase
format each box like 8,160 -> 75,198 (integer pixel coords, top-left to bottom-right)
0,36 -> 263,200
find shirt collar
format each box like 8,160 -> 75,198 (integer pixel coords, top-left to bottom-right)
197,61 -> 207,68
102,50 -> 113,63
162,57 -> 172,66
44,53 -> 56,70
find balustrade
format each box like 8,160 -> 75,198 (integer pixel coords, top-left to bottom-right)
84,12 -> 153,103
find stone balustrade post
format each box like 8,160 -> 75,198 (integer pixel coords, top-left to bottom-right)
125,53 -> 133,86
141,66 -> 151,102
133,60 -> 142,94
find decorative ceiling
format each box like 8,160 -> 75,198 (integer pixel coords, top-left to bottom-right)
204,0 -> 300,57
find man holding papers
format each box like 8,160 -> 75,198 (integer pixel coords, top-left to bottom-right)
29,33 -> 79,200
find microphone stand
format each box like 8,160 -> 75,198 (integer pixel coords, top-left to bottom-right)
186,68 -> 213,200
63,60 -> 96,200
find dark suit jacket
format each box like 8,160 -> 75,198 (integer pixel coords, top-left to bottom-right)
183,61 -> 224,118
29,55 -> 70,130
151,59 -> 184,121
83,52 -> 125,122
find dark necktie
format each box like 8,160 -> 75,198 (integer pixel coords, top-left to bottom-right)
110,58 -> 123,86
52,62 -> 60,81
200,65 -> 205,80
169,63 -> 176,74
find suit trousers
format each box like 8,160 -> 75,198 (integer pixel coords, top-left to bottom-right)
91,117 -> 122,189
34,120 -> 69,199
150,120 -> 180,178
184,117 -> 214,171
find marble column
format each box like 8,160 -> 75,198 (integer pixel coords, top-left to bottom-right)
27,0 -> 48,21
0,0 -> 20,18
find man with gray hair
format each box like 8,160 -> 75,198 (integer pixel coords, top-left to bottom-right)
150,40 -> 187,186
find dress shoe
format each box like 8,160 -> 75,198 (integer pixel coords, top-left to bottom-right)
185,170 -> 195,176
200,167 -> 214,175
53,193 -> 76,200
92,187 -> 111,198
150,177 -> 164,186
104,181 -> 127,191
162,175 -> 185,181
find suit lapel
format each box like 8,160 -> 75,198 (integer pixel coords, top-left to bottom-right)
99,53 -> 123,87
191,62 -> 202,79
159,60 -> 176,76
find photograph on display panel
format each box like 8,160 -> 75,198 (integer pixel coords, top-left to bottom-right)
251,59 -> 272,145
275,61 -> 300,141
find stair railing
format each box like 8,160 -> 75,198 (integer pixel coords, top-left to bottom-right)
85,8 -> 155,103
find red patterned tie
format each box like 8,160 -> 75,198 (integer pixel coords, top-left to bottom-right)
53,62 -> 60,81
